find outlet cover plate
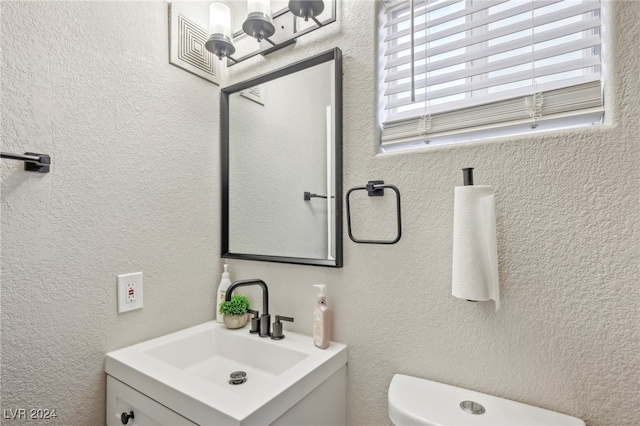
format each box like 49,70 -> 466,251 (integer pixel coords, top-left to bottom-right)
117,272 -> 143,313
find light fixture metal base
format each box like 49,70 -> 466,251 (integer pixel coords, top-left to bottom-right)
288,0 -> 325,21
259,38 -> 297,57
205,34 -> 236,60
258,12 -> 297,55
226,0 -> 336,67
242,12 -> 276,42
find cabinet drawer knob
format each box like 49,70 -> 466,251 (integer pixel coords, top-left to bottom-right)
121,411 -> 134,424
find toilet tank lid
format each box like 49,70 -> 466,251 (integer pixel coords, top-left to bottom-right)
388,374 -> 585,426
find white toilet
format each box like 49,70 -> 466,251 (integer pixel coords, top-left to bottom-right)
388,374 -> 585,426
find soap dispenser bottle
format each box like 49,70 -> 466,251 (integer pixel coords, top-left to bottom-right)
216,264 -> 232,323
312,284 -> 331,349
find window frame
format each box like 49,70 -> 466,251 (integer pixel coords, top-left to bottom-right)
377,0 -> 605,152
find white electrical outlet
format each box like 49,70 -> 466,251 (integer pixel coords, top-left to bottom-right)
126,282 -> 136,303
117,272 -> 143,313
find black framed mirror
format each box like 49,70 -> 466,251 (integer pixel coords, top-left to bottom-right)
221,48 -> 343,267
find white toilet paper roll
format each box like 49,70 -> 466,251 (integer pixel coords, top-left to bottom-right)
452,185 -> 500,310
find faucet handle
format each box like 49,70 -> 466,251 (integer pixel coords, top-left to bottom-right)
271,315 -> 294,340
247,309 -> 260,334
276,315 -> 294,322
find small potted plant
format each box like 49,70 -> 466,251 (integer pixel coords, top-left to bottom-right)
219,294 -> 251,329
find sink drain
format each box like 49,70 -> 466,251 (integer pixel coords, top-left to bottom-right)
460,400 -> 485,415
229,371 -> 247,385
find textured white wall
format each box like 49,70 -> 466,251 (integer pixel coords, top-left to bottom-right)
1,2 -> 219,424
1,1 -> 638,426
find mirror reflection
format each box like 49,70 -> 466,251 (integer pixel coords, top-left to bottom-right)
222,49 -> 342,267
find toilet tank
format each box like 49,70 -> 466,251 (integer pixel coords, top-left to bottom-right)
388,374 -> 585,426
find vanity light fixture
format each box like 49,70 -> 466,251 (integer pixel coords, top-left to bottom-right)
204,0 -> 336,67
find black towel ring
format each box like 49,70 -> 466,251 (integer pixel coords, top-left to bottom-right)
345,180 -> 402,244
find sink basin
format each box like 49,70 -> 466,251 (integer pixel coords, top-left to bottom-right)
143,325 -> 309,396
106,321 -> 347,425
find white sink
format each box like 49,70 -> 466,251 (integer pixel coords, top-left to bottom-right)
106,321 -> 347,425
143,325 -> 309,395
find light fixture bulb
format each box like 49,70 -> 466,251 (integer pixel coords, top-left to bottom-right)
247,0 -> 271,17
205,1 -> 236,59
243,0 -> 275,42
288,0 -> 325,22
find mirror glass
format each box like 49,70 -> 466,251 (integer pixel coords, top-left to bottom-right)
221,49 -> 342,267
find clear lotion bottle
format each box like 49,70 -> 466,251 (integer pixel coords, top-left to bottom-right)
312,284 -> 331,349
216,264 -> 231,323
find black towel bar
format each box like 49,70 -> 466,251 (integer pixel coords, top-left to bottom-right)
1,152 -> 51,173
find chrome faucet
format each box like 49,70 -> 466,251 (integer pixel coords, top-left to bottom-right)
225,279 -> 271,337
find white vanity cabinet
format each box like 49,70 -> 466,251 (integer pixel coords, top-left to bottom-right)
106,376 -> 197,426
106,367 -> 346,426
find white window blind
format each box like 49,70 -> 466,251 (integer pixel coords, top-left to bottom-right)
379,0 -> 603,149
